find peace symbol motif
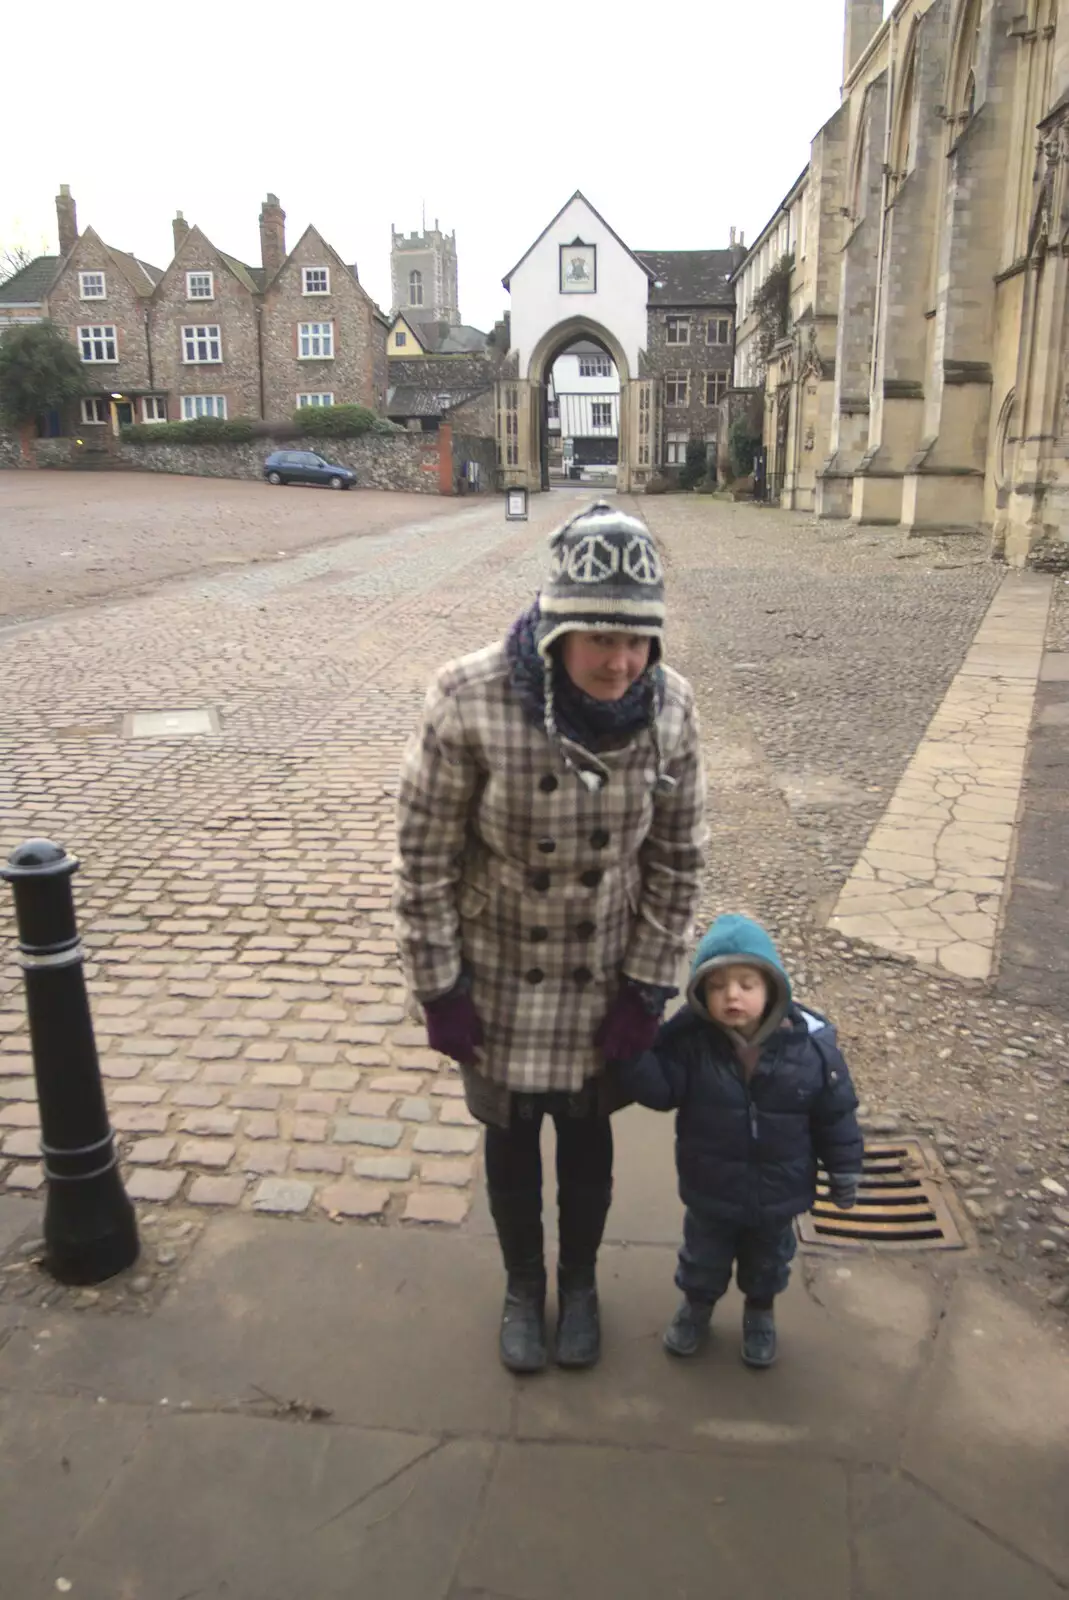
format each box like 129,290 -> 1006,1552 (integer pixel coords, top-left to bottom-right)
621,536 -> 663,585
566,535 -> 620,584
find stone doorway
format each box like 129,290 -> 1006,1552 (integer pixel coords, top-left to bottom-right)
542,333 -> 621,492
524,315 -> 634,493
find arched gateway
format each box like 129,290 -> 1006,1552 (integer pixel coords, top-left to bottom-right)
497,193 -> 657,494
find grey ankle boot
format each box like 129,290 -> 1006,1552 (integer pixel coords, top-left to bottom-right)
554,1181 -> 612,1369
741,1303 -> 777,1368
489,1189 -> 547,1373
663,1297 -> 714,1357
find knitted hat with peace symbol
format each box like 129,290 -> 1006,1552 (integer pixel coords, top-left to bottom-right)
536,501 -> 666,659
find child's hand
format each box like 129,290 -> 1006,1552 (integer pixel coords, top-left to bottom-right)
829,1175 -> 860,1211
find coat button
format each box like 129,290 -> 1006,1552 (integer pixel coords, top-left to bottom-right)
529,927 -> 549,943
537,839 -> 556,854
530,871 -> 551,892
575,921 -> 596,940
590,829 -> 610,849
539,774 -> 558,793
526,968 -> 545,985
573,966 -> 593,986
580,869 -> 602,889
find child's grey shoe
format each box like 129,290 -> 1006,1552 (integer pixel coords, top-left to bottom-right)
741,1304 -> 777,1368
663,1297 -> 713,1357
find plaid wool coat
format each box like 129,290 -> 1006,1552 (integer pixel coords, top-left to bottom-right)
394,641 -> 707,1119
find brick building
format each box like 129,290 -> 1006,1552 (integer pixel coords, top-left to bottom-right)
636,246 -> 746,469
0,188 -> 388,434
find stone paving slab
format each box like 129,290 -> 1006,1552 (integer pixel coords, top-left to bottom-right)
0,1213 -> 1065,1598
902,1273 -> 1069,1585
458,1443 -> 850,1599
995,656 -> 1069,1007
2,1392 -> 490,1600
829,573 -> 1053,978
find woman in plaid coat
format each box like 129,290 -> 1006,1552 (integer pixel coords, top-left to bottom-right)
395,502 -> 706,1373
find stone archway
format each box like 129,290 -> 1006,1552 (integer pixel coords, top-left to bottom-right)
526,315 -> 633,493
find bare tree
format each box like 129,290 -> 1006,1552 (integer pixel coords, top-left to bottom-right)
0,245 -> 35,286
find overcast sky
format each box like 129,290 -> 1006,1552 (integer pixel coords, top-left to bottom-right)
3,0 -> 892,331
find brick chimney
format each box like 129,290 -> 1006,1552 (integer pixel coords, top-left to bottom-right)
843,0 -> 883,84
173,210 -> 190,256
258,193 -> 286,281
56,185 -> 78,257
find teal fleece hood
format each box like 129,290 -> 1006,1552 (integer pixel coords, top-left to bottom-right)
686,914 -> 793,1046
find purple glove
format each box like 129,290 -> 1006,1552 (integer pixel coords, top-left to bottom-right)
425,985 -> 484,1067
595,985 -> 661,1065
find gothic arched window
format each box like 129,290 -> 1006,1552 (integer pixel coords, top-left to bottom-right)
949,0 -> 982,131
891,28 -> 919,188
850,118 -> 870,223
409,269 -> 423,306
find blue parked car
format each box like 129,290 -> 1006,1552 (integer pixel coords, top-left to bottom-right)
264,450 -> 356,490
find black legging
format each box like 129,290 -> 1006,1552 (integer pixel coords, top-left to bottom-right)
484,1088 -> 613,1197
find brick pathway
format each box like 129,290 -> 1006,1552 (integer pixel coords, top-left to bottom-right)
0,485 -> 581,1223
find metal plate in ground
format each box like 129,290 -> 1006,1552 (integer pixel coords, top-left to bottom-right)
797,1140 -> 966,1252
125,709 -> 219,738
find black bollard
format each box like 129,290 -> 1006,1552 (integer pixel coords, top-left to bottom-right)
1,839 -> 139,1284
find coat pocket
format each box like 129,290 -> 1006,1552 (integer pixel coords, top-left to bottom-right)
458,881 -> 490,921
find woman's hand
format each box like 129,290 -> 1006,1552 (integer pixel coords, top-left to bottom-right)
425,985 -> 484,1068
595,984 -> 662,1065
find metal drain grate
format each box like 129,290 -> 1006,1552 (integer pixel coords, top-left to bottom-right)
797,1139 -> 965,1251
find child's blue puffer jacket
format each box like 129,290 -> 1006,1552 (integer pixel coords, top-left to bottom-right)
618,915 -> 864,1227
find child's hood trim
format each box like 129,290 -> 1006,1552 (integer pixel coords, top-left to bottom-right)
685,914 -> 793,1047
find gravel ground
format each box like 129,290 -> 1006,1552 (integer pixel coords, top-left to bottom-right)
0,473 -> 459,622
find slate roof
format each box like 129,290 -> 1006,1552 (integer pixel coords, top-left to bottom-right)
0,256 -> 59,303
218,251 -> 265,294
0,244 -> 164,306
107,246 -> 164,296
437,324 -> 488,354
634,248 -> 745,307
402,320 -> 489,355
387,384 -> 488,419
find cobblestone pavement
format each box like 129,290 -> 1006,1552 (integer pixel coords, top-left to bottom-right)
0,472 -> 460,622
1,480 -> 1068,1318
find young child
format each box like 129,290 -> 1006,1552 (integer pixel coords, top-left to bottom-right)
618,914 -> 863,1369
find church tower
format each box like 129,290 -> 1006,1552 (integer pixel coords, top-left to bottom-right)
390,219 -> 459,326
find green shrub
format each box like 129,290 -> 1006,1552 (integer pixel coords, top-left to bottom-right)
121,417 -> 256,444
289,403 -> 377,437
728,415 -> 761,480
679,436 -> 708,490
122,406 -> 400,447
